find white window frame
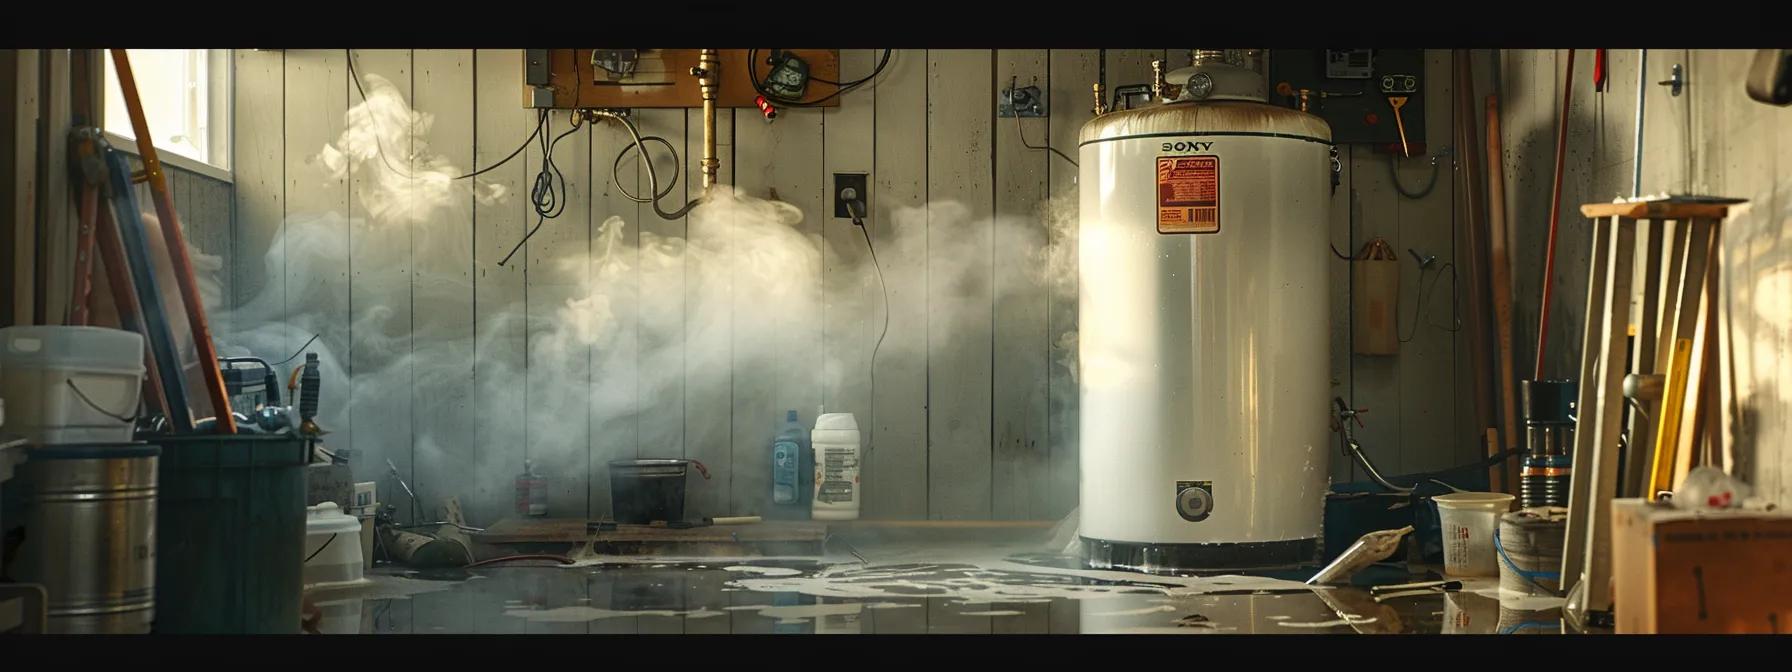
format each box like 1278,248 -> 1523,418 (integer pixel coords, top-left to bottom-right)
98,49 -> 233,183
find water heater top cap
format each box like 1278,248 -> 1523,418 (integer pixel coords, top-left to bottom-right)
1079,100 -> 1332,147
813,413 -> 858,431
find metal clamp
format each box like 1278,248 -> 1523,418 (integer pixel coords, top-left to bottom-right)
1659,63 -> 1684,97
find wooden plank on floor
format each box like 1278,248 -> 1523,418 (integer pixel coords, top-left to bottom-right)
230,49 -> 284,341
684,107 -> 734,520
866,49 -> 929,520
992,48 -> 1050,520
1045,49 -> 1096,518
588,113 -> 642,518
1396,49 -> 1461,475
470,49 -> 531,526
633,108 -> 687,466
820,49 -> 877,517
926,49 -> 995,520
345,49 -> 417,500
283,48 -> 352,452
526,105 -> 593,520
409,49 -> 475,526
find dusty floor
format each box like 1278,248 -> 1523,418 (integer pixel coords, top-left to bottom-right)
309,541 -> 1565,634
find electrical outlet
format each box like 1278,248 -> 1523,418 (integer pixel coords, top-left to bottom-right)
834,173 -> 868,219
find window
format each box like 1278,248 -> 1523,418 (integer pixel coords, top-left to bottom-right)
103,49 -> 231,179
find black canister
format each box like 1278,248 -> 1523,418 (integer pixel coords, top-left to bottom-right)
1520,380 -> 1577,508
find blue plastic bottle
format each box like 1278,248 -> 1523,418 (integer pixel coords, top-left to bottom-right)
771,410 -> 807,507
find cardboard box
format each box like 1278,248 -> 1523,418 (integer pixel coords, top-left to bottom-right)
1611,498 -> 1792,633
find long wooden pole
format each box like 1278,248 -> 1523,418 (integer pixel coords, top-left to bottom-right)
1454,50 -> 1500,491
1534,49 -> 1577,380
1485,94 -> 1520,492
109,49 -> 235,433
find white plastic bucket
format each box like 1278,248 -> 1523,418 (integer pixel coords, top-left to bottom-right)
303,502 -> 369,589
0,326 -> 145,445
1434,492 -> 1515,577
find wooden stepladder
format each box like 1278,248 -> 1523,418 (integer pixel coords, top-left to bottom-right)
1557,198 -> 1736,622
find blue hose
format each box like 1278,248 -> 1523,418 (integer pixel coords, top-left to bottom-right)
1493,527 -> 1561,594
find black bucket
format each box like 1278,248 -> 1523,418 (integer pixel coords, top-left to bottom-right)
608,458 -> 708,524
153,434 -> 308,634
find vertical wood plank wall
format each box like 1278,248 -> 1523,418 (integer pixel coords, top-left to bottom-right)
223,49 -> 1476,524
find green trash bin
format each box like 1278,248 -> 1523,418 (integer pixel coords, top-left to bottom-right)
153,434 -> 309,634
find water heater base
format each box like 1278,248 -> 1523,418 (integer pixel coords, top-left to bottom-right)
1080,536 -> 1317,574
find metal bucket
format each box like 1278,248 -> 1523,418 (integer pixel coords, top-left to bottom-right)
608,458 -> 698,524
6,443 -> 159,633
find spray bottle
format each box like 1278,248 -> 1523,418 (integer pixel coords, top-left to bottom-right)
515,459 -> 547,518
771,410 -> 808,517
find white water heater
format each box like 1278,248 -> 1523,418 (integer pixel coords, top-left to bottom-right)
1078,50 -> 1333,571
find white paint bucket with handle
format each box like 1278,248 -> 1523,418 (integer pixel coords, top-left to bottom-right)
1434,492 -> 1515,577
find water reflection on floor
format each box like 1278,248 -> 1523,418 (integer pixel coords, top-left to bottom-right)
314,549 -> 1563,635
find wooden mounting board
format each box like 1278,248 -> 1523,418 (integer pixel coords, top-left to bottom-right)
1579,201 -> 1733,220
542,49 -> 841,109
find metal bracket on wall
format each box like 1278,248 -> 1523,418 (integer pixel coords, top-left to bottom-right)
1659,63 -> 1684,97
998,77 -> 1047,118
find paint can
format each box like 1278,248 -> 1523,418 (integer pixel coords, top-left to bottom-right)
1496,506 -> 1567,596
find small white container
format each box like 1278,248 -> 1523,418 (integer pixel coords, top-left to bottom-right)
304,502 -> 370,589
0,326 -> 145,445
1434,492 -> 1516,577
810,413 -> 860,521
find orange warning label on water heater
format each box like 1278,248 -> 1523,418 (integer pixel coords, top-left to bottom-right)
1156,156 -> 1220,234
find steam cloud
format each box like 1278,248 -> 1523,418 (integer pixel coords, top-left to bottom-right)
194,71 -> 1081,526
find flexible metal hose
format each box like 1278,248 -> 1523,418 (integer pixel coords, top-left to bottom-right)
588,109 -> 704,221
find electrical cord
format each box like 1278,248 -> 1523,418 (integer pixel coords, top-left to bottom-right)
497,110 -> 587,267
1399,261 -> 1460,343
1014,112 -> 1077,168
748,49 -> 892,108
846,199 -> 889,454
1388,150 -> 1449,200
345,49 -> 544,182
274,332 -> 322,366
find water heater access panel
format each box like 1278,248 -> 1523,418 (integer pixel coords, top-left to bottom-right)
528,49 -> 841,109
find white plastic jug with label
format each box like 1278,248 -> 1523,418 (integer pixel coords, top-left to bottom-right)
810,413 -> 860,521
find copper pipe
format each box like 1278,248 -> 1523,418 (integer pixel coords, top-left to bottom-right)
1150,59 -> 1165,100
110,49 -> 236,433
1092,82 -> 1107,116
690,49 -> 720,191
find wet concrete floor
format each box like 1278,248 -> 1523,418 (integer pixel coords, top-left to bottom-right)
311,543 -> 1564,634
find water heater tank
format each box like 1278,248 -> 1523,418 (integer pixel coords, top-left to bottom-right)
1078,53 -> 1333,572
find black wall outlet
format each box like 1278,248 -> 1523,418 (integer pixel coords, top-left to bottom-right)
834,173 -> 868,219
